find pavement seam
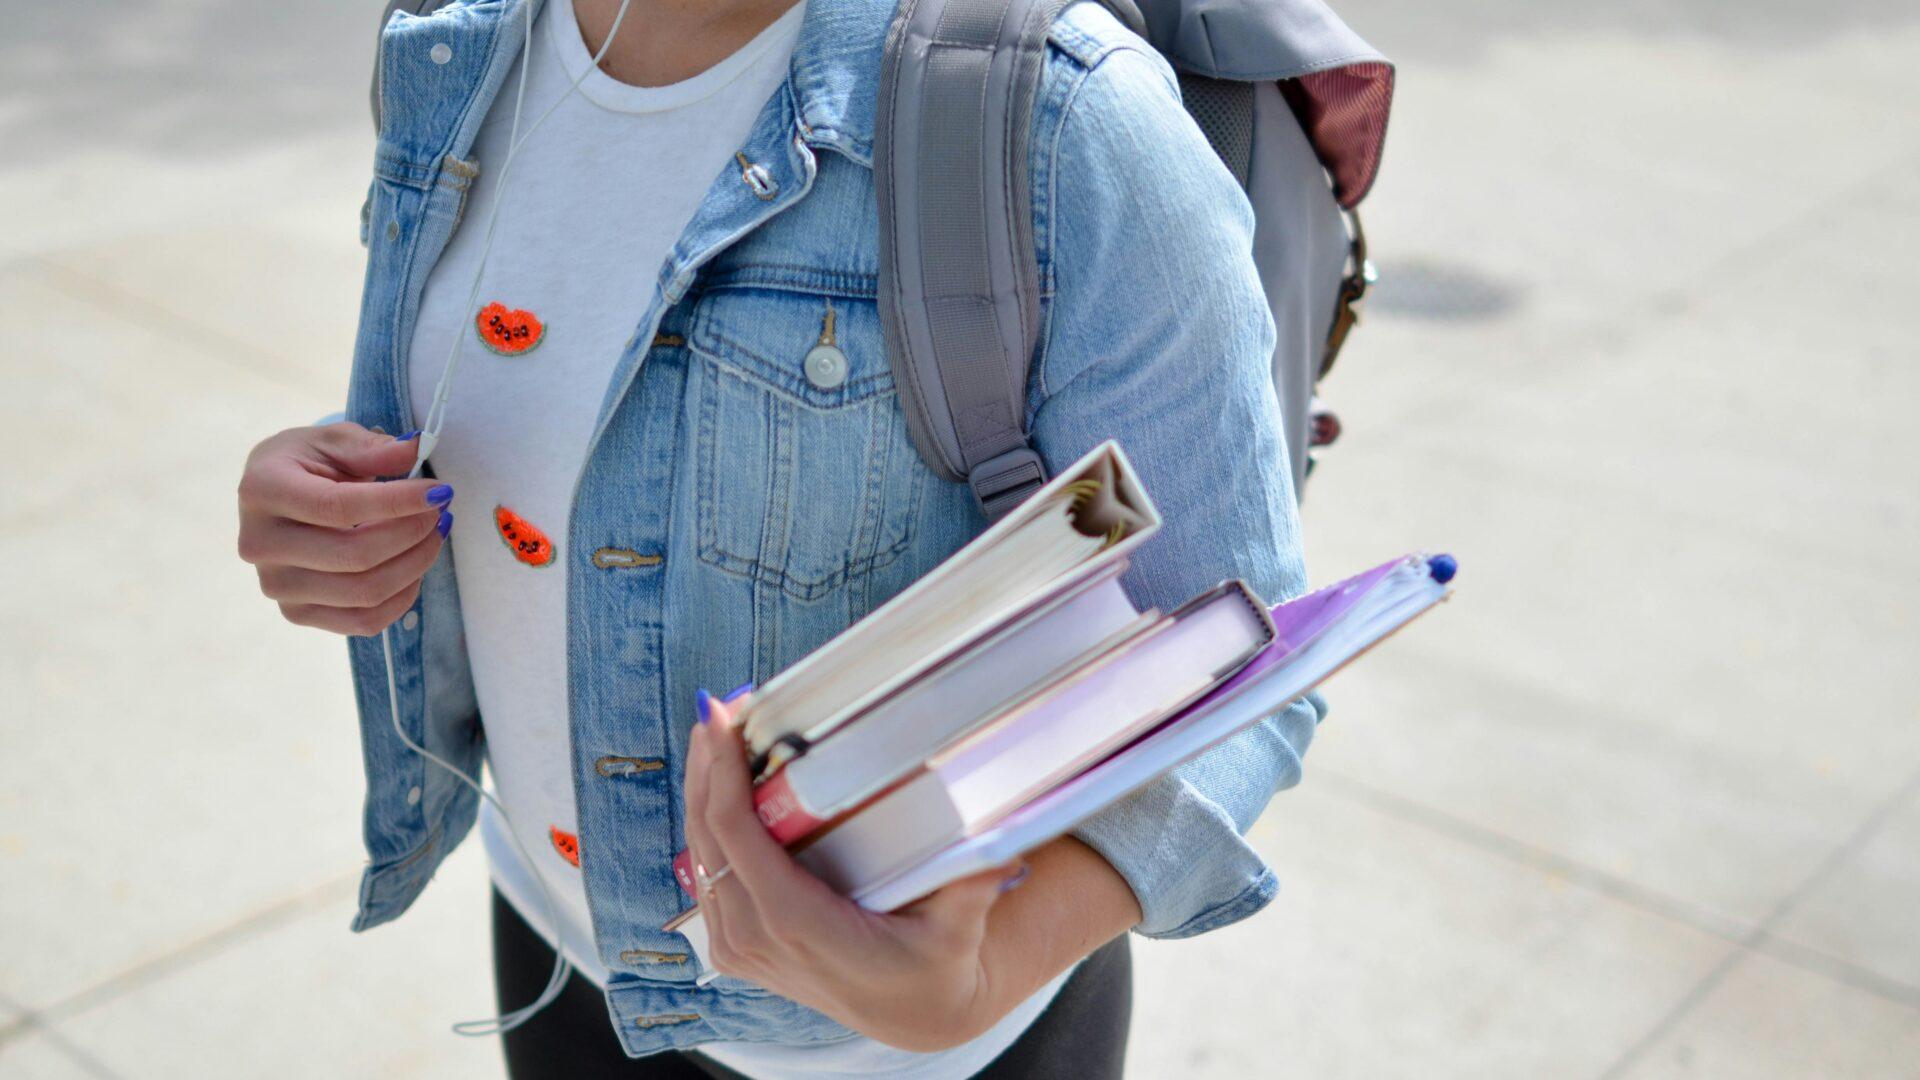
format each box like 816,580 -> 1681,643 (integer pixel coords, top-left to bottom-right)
0,1013 -> 126,1080
23,871 -> 362,1031
1593,764 -> 1920,1079
1314,770 -> 1920,1011
1315,770 -> 1750,934
26,255 -> 337,399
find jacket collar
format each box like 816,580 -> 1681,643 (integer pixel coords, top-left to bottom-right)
785,0 -> 895,166
397,0 -> 893,165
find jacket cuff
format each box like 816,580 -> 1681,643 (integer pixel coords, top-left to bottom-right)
1070,768 -> 1278,938
1070,694 -> 1322,938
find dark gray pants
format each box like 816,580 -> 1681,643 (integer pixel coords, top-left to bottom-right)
492,890 -> 1132,1079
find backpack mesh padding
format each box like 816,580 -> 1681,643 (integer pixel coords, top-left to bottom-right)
1176,72 -> 1256,189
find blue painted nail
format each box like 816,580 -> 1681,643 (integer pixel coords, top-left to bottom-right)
722,681 -> 754,703
425,484 -> 454,508
695,688 -> 713,725
396,430 -> 422,442
998,864 -> 1030,894
1428,553 -> 1457,585
437,509 -> 453,537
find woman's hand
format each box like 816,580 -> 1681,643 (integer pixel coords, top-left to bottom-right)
683,691 -> 1030,1052
237,422 -> 456,636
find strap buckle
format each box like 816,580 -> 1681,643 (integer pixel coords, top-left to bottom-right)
968,446 -> 1048,522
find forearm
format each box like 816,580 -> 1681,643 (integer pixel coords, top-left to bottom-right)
972,836 -> 1140,1030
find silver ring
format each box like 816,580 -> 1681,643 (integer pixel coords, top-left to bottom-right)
694,862 -> 733,899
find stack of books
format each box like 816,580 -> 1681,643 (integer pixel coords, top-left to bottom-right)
666,442 -> 1453,961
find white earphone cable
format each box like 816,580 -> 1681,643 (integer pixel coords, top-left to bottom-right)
380,0 -> 637,1037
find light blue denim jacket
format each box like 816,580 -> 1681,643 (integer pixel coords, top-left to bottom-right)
347,0 -> 1322,1055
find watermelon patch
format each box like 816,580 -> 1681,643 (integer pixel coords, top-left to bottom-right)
495,505 -> 556,567
476,301 -> 545,356
550,826 -> 580,868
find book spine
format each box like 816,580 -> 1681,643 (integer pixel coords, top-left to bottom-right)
754,768 -> 827,844
668,771 -> 828,898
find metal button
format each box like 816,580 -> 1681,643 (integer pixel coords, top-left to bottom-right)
405,785 -> 422,806
804,343 -> 848,390
735,152 -> 777,200
744,164 -> 776,199
385,220 -> 400,242
429,42 -> 452,64
401,610 -> 419,631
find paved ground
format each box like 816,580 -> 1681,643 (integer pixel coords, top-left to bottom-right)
3,1 -> 1917,1077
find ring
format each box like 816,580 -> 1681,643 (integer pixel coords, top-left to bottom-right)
694,862 -> 733,900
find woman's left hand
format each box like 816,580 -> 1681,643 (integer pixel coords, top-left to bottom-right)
682,690 -> 1027,1052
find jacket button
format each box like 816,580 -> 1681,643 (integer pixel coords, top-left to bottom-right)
401,610 -> 419,631
429,43 -> 452,64
734,152 -> 778,200
804,343 -> 848,389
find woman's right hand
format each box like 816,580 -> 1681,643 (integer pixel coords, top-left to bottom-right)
237,422 -> 456,636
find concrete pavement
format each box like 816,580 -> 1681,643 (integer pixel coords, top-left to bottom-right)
3,1 -> 1916,1076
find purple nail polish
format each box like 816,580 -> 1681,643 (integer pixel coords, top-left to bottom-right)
722,681 -> 754,703
396,430 -> 422,442
998,865 -> 1030,894
436,509 -> 453,537
695,688 -> 713,725
425,484 -> 454,508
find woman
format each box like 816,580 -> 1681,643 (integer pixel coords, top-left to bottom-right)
234,0 -> 1328,1075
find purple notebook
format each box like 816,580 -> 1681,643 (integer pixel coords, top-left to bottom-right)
850,552 -> 1456,912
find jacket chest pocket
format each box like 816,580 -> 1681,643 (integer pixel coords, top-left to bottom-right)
689,286 -> 925,602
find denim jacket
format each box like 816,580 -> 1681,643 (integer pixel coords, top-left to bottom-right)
347,0 -> 1323,1055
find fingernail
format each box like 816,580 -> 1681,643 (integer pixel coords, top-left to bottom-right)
436,509 -> 453,537
695,688 -> 713,725
722,681 -> 754,703
998,864 -> 1030,894
425,484 -> 454,508
396,430 -> 422,442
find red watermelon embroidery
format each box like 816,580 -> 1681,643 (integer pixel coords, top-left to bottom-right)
476,302 -> 545,355
550,826 -> 580,868
495,505 -> 556,567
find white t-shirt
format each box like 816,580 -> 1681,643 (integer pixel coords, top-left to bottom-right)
406,3 -> 1065,1076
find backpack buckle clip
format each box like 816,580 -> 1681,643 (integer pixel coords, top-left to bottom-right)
969,447 -> 1048,522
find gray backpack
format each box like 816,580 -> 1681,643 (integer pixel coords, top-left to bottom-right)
877,0 -> 1391,517
375,0 -> 1393,519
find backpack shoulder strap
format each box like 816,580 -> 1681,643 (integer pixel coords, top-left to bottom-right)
875,0 -> 1082,521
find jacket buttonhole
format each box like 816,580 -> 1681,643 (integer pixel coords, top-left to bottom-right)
592,547 -> 663,569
